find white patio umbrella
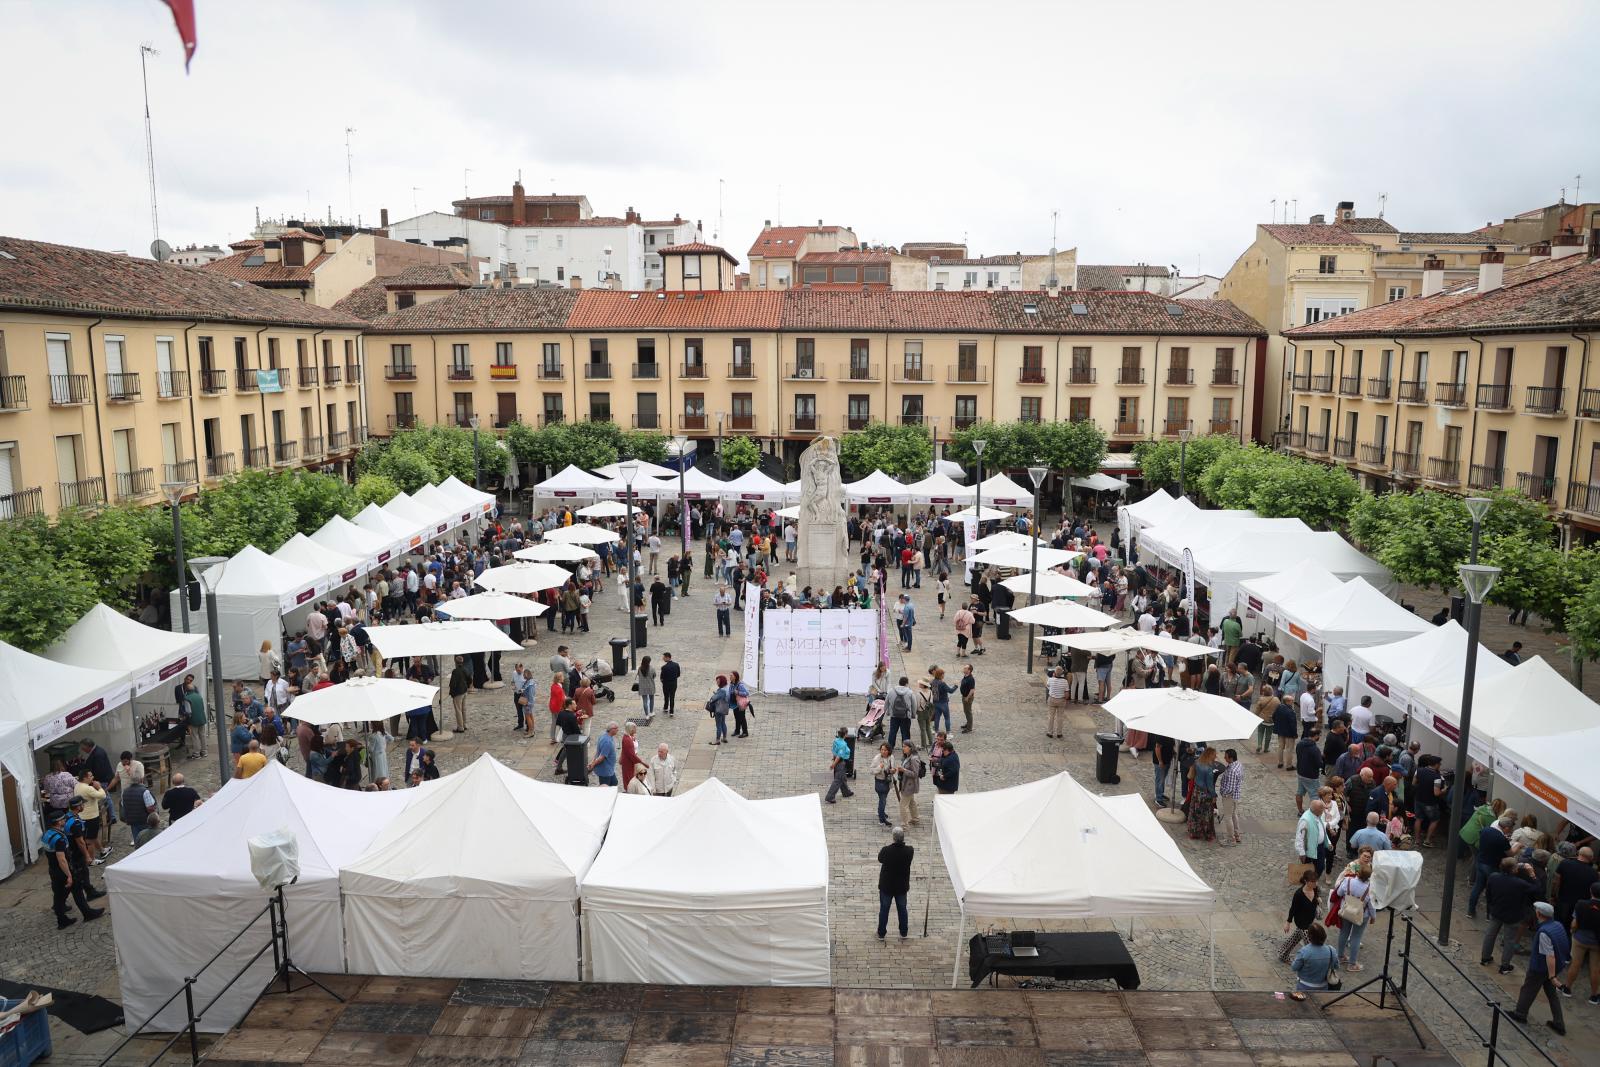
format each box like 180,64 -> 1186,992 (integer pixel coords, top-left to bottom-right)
363,621 -> 524,659
1007,600 -> 1121,629
945,505 -> 1011,523
285,677 -> 439,727
1042,629 -> 1145,653
970,531 -> 1052,552
545,522 -> 620,545
578,501 -> 642,518
474,562 -> 572,594
515,541 -> 599,563
969,545 -> 1081,571
776,505 -> 800,519
434,589 -> 549,621
1104,687 -> 1261,743
1001,571 -> 1100,599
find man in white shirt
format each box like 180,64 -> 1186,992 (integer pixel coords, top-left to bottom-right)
1136,608 -> 1158,634
1349,695 -> 1376,745
305,608 -> 327,647
1298,689 -> 1319,736
263,670 -> 290,714
647,742 -> 680,796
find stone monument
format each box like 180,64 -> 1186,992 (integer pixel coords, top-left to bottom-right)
796,436 -> 850,592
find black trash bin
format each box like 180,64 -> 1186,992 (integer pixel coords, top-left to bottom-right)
608,637 -> 629,677
564,735 -> 589,786
631,612 -> 648,651
1096,732 -> 1122,785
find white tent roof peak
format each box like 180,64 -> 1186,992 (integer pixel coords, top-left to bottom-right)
45,603 -> 208,696
437,475 -> 495,511
0,639 -> 131,746
1347,620 -> 1512,711
311,514 -> 392,557
975,473 -> 1034,505
1277,577 -> 1427,645
1238,560 -> 1345,615
535,464 -> 611,496
209,544 -> 319,597
594,460 -> 678,481
902,472 -> 976,504
719,468 -> 790,499
844,470 -> 909,503
354,502 -> 416,541
272,533 -> 364,586
1416,655 -> 1600,743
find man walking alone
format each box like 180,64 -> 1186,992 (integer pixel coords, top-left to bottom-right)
877,826 -> 914,940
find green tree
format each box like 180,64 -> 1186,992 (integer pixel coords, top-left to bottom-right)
0,518 -> 99,651
195,468 -> 300,555
1038,420 -> 1108,476
49,505 -> 155,611
1482,530 -> 1566,625
619,430 -> 669,464
1348,490 -> 1469,590
141,500 -> 211,598
946,422 -> 1024,472
1134,434 -> 1241,494
355,472 -> 401,508
719,436 -> 761,477
506,421 -> 619,473
283,470 -> 358,532
1246,458 -> 1360,530
838,422 -> 933,480
1562,546 -> 1600,664
376,449 -> 440,495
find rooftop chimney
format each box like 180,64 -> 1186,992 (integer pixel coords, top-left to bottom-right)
764,219 -> 771,227
1421,257 -> 1445,297
1551,232 -> 1585,259
625,206 -> 639,224
1477,248 -> 1505,294
1336,201 -> 1355,222
1527,241 -> 1550,263
379,207 -> 389,230
512,180 -> 526,225
1309,213 -> 1326,225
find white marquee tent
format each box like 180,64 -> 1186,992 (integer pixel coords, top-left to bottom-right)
170,546 -> 321,679
580,778 -> 830,986
0,640 -> 131,753
535,464 -> 612,498
935,772 -> 1214,985
1236,560 -> 1346,633
0,719 -> 34,879
342,754 -> 615,980
354,502 -> 422,553
1413,656 -> 1600,764
594,460 -> 679,481
1140,514 -> 1310,569
272,533 -> 365,594
844,470 -> 910,504
46,603 -> 207,699
312,514 -> 398,572
383,491 -> 445,541
1072,473 -> 1130,493
719,468 -> 791,502
413,484 -> 473,531
1494,724 -> 1600,835
1343,621 -> 1512,722
1274,577 -> 1429,687
105,762 -> 418,1032
1192,531 -> 1396,612
1121,490 -> 1200,536
437,475 -> 497,516
902,472 -> 975,505
976,472 -> 1035,506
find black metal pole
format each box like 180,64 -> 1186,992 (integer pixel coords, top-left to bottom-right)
172,501 -> 189,634
625,481 -> 638,670
472,428 -> 481,490
206,586 -> 230,783
1026,483 -> 1040,674
1179,437 -> 1187,499
1436,593 -> 1483,946
971,454 -> 983,588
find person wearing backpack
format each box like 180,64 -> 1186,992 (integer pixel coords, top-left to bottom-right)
885,676 -> 916,750
895,741 -> 924,826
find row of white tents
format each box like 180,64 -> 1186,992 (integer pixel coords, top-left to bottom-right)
171,476 -> 496,678
107,755 -> 1213,1031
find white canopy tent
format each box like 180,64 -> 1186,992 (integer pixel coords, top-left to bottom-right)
534,464 -> 611,498
0,640 -> 131,752
1140,514 -> 1309,569
169,547 -> 321,679
282,676 -> 440,727
902,472 -> 976,505
46,603 -> 207,699
969,545 -> 1080,570
413,484 -> 472,531
1413,656 -> 1600,765
354,502 -> 423,554
1046,628 -> 1224,660
363,621 -> 523,660
1236,560 -> 1346,633
437,475 -> 497,517
580,778 -> 830,986
946,505 -> 1012,523
594,459 -> 679,481
1494,724 -> 1600,835
587,475 -> 660,501
1072,473 -> 1130,493
515,541 -> 600,563
0,719 -> 35,878
312,514 -> 398,572
844,470 -> 910,505
975,473 -> 1034,507
1274,577 -> 1429,689
435,589 -> 549,622
105,761 -> 418,1032
475,561 -> 572,594
969,531 -> 1050,552
1105,687 -> 1262,742
545,522 -> 620,545
1192,531 -> 1396,614
720,468 -> 792,502
578,500 -> 643,518
775,504 -> 800,520
383,491 -> 446,542
935,772 -> 1215,986
1008,600 -> 1121,630
1000,571 -> 1100,599
1344,621 -> 1512,723
272,533 -> 366,593
343,755 -> 614,980
1119,489 -> 1181,533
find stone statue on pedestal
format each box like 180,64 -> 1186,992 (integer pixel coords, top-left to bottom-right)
796,436 -> 849,593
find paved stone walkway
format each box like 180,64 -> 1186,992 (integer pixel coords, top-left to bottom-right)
2,532 -> 1593,1067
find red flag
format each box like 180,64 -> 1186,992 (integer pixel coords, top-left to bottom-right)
162,0 -> 197,69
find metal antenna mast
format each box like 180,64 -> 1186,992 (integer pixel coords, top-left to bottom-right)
344,127 -> 356,224
140,44 -> 162,245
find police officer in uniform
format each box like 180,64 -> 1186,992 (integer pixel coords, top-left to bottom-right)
42,810 -> 103,928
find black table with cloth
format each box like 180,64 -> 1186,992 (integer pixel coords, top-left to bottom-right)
967,931 -> 1140,989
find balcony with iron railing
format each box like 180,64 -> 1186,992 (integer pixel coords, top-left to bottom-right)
1567,482 -> 1600,515
1580,388 -> 1600,419
1290,267 -> 1369,280
244,446 -> 269,469
324,365 -> 343,385
1474,383 -> 1510,409
297,365 -> 319,387
677,412 -> 706,432
346,363 -> 362,384
1525,386 -> 1564,415
1166,367 -> 1195,386
1018,366 -> 1046,385
1305,432 -> 1330,453
0,486 -> 45,520
1110,418 -> 1145,437
843,362 -> 879,382
57,476 -> 105,508
115,467 -> 154,500
1332,436 -> 1356,458
729,413 -> 756,432
163,459 -> 198,484
385,364 -> 417,381
204,453 -> 236,479
157,370 -> 189,399
1517,471 -> 1558,502
897,413 -> 926,427
1162,418 -> 1194,437
1397,379 -> 1427,404
353,424 -> 368,445
1468,463 -> 1503,490
1338,376 -> 1361,396
1309,373 -> 1334,393
730,361 -> 757,380
845,413 -> 871,431
273,441 -> 298,465
1291,372 -> 1312,391
1277,430 -> 1306,450
105,372 -> 142,402
787,412 -> 819,433
947,366 -> 988,384
1366,377 -> 1392,400
632,362 -> 660,380
1210,418 -> 1240,436
329,430 -> 350,451
583,362 -> 613,381
1212,366 -> 1239,386
952,414 -> 979,430
538,412 -> 564,427
303,436 -> 324,459
236,368 -> 260,392
1435,381 -> 1467,407
1425,457 -> 1461,484
1392,450 -> 1421,477
788,362 -> 827,381
679,362 -> 708,379
0,375 -> 27,410
1116,367 -> 1145,385
388,413 -> 417,431
633,413 -> 662,430
489,363 -> 517,381
446,364 -> 474,382
1069,367 -> 1097,385
1358,443 -> 1387,466
538,363 -> 564,381
199,368 -> 228,394
50,373 -> 90,405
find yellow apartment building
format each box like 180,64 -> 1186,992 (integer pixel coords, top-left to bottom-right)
0,236 -> 367,519
1281,243 -> 1600,544
202,228 -> 470,308
1219,201 -> 1527,436
363,246 -> 1267,474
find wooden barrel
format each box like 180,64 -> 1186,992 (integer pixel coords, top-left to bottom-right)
136,743 -> 172,795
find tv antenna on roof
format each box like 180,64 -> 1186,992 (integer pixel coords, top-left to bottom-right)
1377,192 -> 1388,218
344,127 -> 356,225
139,44 -> 162,249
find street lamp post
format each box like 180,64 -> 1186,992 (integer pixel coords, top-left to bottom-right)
1177,426 -> 1194,499
619,459 -> 640,671
1437,497 -> 1497,946
1025,465 -> 1048,674
971,439 -> 987,588
715,413 -> 725,479
188,555 -> 233,784
672,435 -> 690,558
469,414 -> 481,490
161,481 -> 190,634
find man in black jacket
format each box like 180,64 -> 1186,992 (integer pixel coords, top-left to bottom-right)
1482,858 -> 1539,973
877,827 -> 914,940
447,656 -> 472,733
660,652 -> 681,716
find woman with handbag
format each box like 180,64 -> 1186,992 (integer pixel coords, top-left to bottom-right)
706,675 -> 730,746
1280,870 -> 1321,961
870,742 -> 894,826
728,670 -> 752,738
1289,922 -> 1339,1000
634,657 -> 656,720
1335,863 -> 1376,971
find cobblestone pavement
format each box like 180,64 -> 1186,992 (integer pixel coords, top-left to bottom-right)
2,533 -> 1593,1066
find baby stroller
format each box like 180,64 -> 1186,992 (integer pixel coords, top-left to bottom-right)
857,697 -> 886,742
579,657 -> 617,703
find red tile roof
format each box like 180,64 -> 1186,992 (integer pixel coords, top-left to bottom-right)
382,263 -> 473,290
0,235 -> 363,328
452,194 -> 587,206
1259,224 -> 1371,247
1076,264 -> 1172,290
201,250 -> 329,286
797,250 -> 892,266
1395,231 -> 1501,245
781,291 -> 996,332
748,225 -> 845,258
330,276 -> 389,321
987,291 -> 1265,335
657,242 -> 738,264
1336,217 -> 1398,235
274,228 -> 326,243
569,290 -> 784,331
368,286 -> 580,332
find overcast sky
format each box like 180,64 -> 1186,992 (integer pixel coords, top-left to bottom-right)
5,1 -> 1597,275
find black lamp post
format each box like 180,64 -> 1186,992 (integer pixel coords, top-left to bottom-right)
162,481 -> 190,634
619,458 -> 640,671
1025,465 -> 1047,674
673,435 -> 690,557
188,555 -> 233,784
1177,426 -> 1193,499
469,414 -> 481,490
970,439 -> 987,587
